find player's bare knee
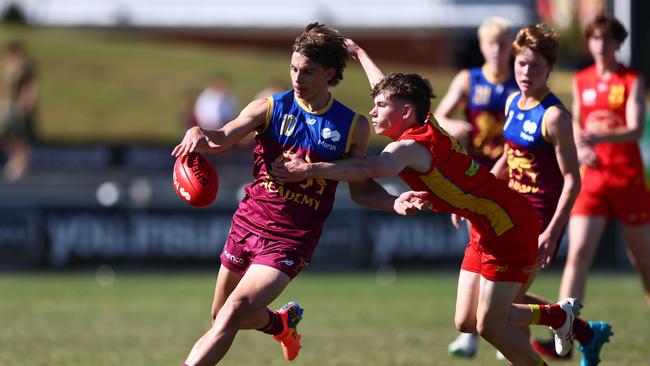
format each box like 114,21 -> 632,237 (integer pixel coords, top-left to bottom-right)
476,319 -> 504,341
454,317 -> 477,333
219,298 -> 254,327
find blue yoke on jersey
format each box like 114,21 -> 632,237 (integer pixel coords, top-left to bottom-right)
232,89 -> 359,246
464,67 -> 518,167
503,91 -> 564,231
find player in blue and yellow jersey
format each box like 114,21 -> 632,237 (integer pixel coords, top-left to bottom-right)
172,23 -> 385,366
490,24 -> 605,364
272,41 -> 580,366
435,17 -> 518,169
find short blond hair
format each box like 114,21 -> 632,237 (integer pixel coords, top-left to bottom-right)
478,17 -> 511,41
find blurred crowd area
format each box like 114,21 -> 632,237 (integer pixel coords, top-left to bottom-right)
0,0 -> 647,269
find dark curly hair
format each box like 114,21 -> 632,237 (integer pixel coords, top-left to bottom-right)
292,23 -> 348,86
371,73 -> 435,123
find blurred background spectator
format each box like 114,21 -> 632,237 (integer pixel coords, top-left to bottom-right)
0,40 -> 38,182
254,79 -> 288,99
192,74 -> 238,130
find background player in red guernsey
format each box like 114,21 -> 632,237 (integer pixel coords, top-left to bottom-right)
171,23 -> 389,366
272,43 -> 579,366
558,13 -> 650,310
434,16 -> 518,169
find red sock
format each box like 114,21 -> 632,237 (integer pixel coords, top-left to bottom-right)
528,304 -> 566,329
573,317 -> 594,345
256,309 -> 284,335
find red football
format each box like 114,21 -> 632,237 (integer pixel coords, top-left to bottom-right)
173,152 -> 218,208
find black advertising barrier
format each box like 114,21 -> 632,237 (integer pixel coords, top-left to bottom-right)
0,206 -> 44,269
3,207 -> 467,270
0,205 -> 632,270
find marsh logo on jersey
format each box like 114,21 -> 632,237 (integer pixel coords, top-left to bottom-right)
318,127 -> 340,151
321,127 -> 340,142
523,120 -> 538,134
519,120 -> 538,142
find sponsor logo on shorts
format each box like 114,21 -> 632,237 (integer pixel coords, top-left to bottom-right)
223,249 -> 244,264
496,265 -> 508,273
282,259 -> 295,266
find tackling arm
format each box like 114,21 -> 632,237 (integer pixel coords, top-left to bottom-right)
270,139 -> 425,182
345,116 -> 404,212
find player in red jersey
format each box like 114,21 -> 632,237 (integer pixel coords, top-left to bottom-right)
171,23 -> 380,366
272,41 -> 580,366
560,13 -> 650,305
557,13 -> 650,364
435,18 -> 520,356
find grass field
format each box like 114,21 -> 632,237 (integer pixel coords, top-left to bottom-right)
0,270 -> 647,365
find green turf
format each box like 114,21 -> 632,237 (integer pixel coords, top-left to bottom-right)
0,271 -> 647,365
0,25 -> 576,147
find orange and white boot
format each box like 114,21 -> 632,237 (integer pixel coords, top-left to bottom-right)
272,301 -> 304,361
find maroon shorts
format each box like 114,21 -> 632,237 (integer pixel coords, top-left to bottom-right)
461,218 -> 539,284
220,222 -> 312,279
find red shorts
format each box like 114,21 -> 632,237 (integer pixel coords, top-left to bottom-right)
461,218 -> 538,283
571,170 -> 650,226
220,222 -> 311,279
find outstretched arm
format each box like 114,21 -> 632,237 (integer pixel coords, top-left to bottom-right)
272,139 -> 426,182
345,39 -> 385,88
171,98 -> 268,157
343,115 -> 399,212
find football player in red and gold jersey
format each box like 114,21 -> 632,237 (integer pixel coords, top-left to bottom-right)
559,13 -> 650,313
273,40 -> 581,366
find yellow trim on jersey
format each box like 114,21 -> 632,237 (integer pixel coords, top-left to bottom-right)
295,93 -> 334,115
481,64 -> 510,84
517,90 -> 550,111
258,96 -> 273,135
420,168 -> 514,236
504,91 -> 519,115
541,105 -> 559,143
344,114 -> 360,154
